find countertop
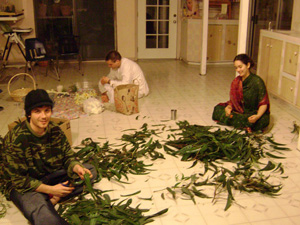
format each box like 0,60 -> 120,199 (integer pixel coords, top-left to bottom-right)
261,29 -> 300,44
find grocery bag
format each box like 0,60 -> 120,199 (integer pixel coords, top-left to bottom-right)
114,84 -> 139,115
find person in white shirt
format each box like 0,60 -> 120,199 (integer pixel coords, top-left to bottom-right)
99,50 -> 149,103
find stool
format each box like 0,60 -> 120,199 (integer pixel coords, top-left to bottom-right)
0,22 -> 32,68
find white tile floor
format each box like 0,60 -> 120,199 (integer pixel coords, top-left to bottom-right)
1,60 -> 300,225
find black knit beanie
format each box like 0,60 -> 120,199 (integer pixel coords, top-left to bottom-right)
25,89 -> 53,117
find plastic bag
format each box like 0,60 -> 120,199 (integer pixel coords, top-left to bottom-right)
83,97 -> 104,115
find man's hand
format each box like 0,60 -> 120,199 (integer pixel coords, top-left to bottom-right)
101,93 -> 109,103
73,164 -> 93,180
101,76 -> 110,85
50,181 -> 74,197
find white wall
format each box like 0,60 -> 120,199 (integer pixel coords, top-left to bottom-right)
0,0 -> 35,63
292,0 -> 300,31
116,0 -> 137,59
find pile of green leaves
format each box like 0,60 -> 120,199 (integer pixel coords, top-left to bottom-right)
162,120 -> 289,210
71,120 -> 290,214
59,174 -> 168,224
75,123 -> 164,183
60,124 -> 169,224
0,193 -> 9,219
0,136 -> 10,219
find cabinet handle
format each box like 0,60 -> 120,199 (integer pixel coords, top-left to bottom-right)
294,52 -> 298,56
266,44 -> 270,47
290,87 -> 293,91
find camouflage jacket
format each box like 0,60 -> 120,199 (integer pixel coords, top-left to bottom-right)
1,120 -> 81,199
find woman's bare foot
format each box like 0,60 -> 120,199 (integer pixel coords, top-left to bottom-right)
50,196 -> 61,205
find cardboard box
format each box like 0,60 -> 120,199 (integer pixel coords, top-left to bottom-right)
8,117 -> 72,146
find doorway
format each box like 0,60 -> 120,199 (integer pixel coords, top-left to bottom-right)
137,0 -> 178,59
248,0 -> 293,64
75,0 -> 115,60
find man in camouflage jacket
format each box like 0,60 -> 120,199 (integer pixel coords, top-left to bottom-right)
1,89 -> 96,225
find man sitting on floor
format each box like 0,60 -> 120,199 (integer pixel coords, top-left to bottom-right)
0,89 -> 97,225
99,50 -> 149,103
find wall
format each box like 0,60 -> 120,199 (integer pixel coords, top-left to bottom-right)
116,0 -> 137,60
0,0 -> 35,63
0,0 -> 137,63
3,0 -> 298,63
292,0 -> 300,31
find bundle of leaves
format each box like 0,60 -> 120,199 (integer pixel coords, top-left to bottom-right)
0,136 -> 10,218
0,193 -> 9,219
164,120 -> 288,164
58,174 -> 168,224
72,120 -> 290,212
74,124 -> 165,183
162,120 -> 289,210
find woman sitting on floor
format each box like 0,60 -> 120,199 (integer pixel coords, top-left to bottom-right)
212,54 -> 270,133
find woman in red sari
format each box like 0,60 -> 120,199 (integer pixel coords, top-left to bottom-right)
212,54 -> 270,132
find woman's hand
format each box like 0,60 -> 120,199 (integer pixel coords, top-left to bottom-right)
248,105 -> 267,124
225,105 -> 232,117
73,164 -> 93,180
248,115 -> 259,123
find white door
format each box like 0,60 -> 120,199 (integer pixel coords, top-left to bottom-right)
138,0 -> 178,59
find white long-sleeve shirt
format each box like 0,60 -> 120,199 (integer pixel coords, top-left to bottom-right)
99,58 -> 149,98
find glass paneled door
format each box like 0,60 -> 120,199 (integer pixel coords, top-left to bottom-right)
75,0 -> 115,60
248,0 -> 293,64
138,0 -> 178,59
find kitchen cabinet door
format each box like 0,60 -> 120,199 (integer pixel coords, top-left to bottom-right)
207,25 -> 222,62
296,85 -> 300,108
224,25 -> 238,61
283,42 -> 299,76
281,76 -> 295,103
257,36 -> 270,83
266,38 -> 283,94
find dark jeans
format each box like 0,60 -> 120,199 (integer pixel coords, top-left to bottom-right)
10,163 -> 96,225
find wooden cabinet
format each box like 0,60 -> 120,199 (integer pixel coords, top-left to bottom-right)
257,36 -> 283,94
257,29 -> 300,109
224,24 -> 238,60
283,43 -> 299,76
207,25 -> 222,61
180,19 -> 238,63
296,86 -> 300,108
207,23 -> 238,62
281,77 -> 296,103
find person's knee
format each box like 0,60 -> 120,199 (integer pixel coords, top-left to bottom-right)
83,163 -> 97,182
212,105 -> 225,120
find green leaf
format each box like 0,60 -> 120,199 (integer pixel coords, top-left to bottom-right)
224,194 -> 233,211
70,214 -> 82,225
266,136 -> 286,146
166,187 -> 176,199
259,161 -> 276,171
145,208 -> 168,219
266,152 -> 286,159
121,190 -> 141,197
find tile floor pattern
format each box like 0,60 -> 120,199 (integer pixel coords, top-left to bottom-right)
1,60 -> 300,225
